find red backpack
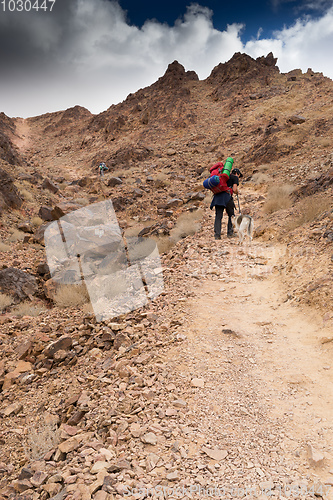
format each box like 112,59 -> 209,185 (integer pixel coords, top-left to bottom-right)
208,161 -> 233,195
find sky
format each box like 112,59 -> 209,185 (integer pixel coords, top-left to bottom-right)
1,0 -> 333,118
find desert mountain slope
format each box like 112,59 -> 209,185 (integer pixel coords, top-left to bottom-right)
0,52 -> 332,498
3,52 -> 332,309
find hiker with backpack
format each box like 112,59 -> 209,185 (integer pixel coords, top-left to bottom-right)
98,162 -> 108,177
203,158 -> 243,240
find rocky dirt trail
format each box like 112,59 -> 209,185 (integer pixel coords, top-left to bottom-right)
13,118 -> 32,152
159,212 -> 333,499
0,194 -> 332,499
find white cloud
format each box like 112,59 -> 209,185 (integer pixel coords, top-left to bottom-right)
245,5 -> 333,74
57,2 -> 244,78
256,27 -> 264,39
1,0 -> 333,118
296,0 -> 333,13
269,0 -> 333,14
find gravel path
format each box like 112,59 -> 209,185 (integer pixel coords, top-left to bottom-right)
158,223 -> 333,499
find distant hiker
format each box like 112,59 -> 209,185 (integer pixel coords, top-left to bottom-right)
210,166 -> 243,240
98,162 -> 108,177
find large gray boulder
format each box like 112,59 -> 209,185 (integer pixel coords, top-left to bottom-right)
0,267 -> 38,302
0,168 -> 22,209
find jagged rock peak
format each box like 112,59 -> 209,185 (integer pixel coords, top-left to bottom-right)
256,52 -> 278,67
61,105 -> 92,120
207,52 -> 279,84
157,60 -> 199,88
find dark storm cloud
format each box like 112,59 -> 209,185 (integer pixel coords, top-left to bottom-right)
0,1 -> 245,116
0,1 -> 72,71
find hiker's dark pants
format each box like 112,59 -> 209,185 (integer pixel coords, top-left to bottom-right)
214,198 -> 235,237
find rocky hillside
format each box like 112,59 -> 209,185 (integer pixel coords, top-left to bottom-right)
0,52 -> 332,498
1,52 -> 332,310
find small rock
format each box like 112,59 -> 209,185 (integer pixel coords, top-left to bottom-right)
54,349 -> 69,362
108,322 -> 125,331
2,371 -> 18,391
36,262 -> 50,276
166,471 -> 179,481
77,390 -> 91,406
18,222 -> 34,233
38,206 -> 54,221
18,173 -> 37,183
202,446 -> 228,461
41,178 -> 59,194
132,188 -> 144,198
141,432 -> 158,445
324,232 -> 333,241
288,115 -> 306,124
91,461 -> 109,474
33,222 -> 50,245
172,399 -> 186,408
58,436 -> 80,454
93,491 -> 109,500
130,422 -> 143,438
66,410 -> 87,426
30,471 -> 48,487
98,448 -> 115,461
191,378 -> 205,388
113,333 -> 131,350
47,473 -> 63,483
107,460 -> 131,472
146,453 -> 161,472
15,360 -> 33,373
43,483 -> 62,497
107,177 -> 123,187
43,336 -> 73,358
308,443 -> 325,464
2,402 -> 23,417
188,192 -> 205,201
16,340 -> 33,360
166,198 -> 183,208
133,352 -> 151,365
165,408 -> 178,417
11,479 -> 32,492
321,337 -> 333,344
18,468 -> 33,480
51,201 -> 81,218
76,176 -> 90,187
64,474 -> 77,484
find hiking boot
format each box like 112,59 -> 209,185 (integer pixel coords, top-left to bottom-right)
214,235 -> 221,240
227,233 -> 236,238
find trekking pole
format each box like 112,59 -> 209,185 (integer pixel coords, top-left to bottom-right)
237,194 -> 241,213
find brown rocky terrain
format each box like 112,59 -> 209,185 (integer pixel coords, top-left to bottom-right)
0,52 -> 332,499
